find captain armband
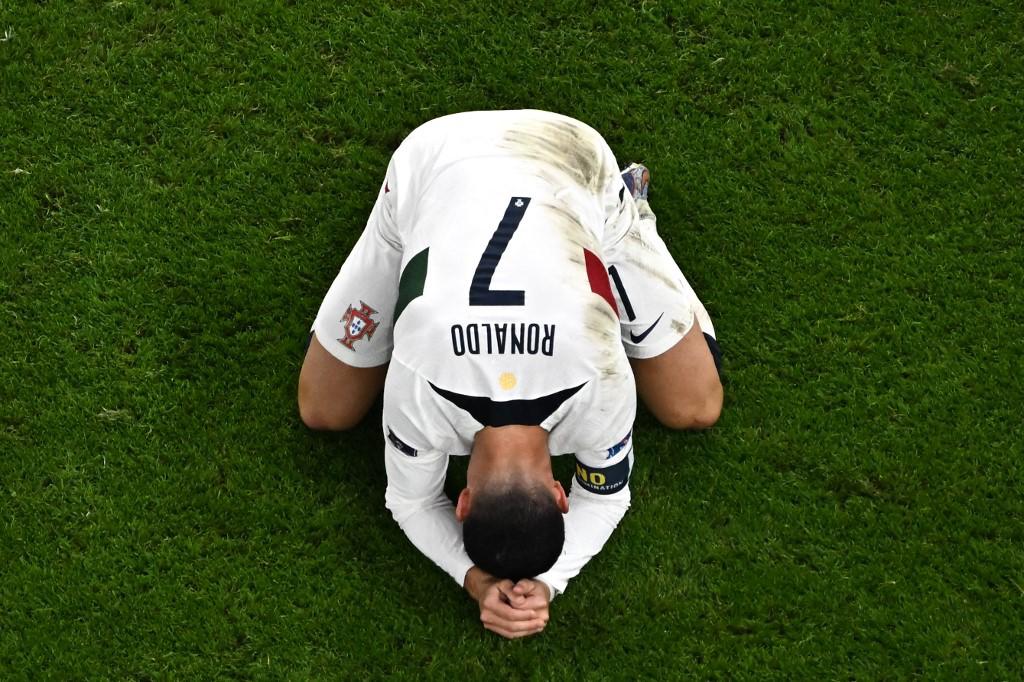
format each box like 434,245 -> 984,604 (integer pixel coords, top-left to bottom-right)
574,454 -> 631,495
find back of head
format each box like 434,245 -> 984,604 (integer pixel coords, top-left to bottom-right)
462,483 -> 565,581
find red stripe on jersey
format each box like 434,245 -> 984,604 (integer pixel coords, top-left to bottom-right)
583,248 -> 619,316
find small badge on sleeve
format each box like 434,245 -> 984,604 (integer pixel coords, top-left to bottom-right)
339,301 -> 379,350
574,454 -> 630,495
387,427 -> 418,457
606,429 -> 632,459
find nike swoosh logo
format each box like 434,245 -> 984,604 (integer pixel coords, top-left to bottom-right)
629,313 -> 664,343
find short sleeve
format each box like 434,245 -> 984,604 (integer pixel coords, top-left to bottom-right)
310,155 -> 404,366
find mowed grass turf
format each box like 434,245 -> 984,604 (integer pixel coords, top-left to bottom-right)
1,0 -> 1022,677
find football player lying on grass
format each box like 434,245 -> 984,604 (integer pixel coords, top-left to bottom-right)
298,110 -> 722,639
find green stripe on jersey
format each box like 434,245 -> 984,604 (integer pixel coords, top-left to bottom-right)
394,247 -> 429,323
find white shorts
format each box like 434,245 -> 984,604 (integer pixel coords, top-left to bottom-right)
603,197 -> 715,362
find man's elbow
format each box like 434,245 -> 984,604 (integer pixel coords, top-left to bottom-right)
384,491 -> 417,527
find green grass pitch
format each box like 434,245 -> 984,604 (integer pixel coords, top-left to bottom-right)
2,1 -> 1022,678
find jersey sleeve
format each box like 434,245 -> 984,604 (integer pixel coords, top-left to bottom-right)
368,154 -> 402,249
310,157 -> 403,367
382,437 -> 474,587
534,433 -> 634,598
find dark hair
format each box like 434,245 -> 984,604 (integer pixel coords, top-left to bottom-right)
462,484 -> 565,581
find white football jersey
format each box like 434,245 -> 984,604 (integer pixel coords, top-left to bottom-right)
380,110 -> 637,460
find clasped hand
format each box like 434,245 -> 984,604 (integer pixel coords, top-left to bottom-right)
465,567 -> 551,639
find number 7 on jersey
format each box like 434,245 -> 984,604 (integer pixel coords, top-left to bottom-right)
469,197 -> 531,306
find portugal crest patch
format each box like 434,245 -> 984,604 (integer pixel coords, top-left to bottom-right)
339,301 -> 379,350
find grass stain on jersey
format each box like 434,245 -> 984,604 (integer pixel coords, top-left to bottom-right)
541,201 -> 599,248
624,253 -> 684,294
583,300 -> 623,381
500,119 -> 604,193
671,318 -> 694,337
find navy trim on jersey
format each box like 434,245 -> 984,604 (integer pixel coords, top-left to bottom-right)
607,265 -> 636,322
428,382 -> 586,427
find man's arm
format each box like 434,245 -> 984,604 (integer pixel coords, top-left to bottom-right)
383,440 -> 549,637
533,447 -> 633,598
382,441 -> 474,585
